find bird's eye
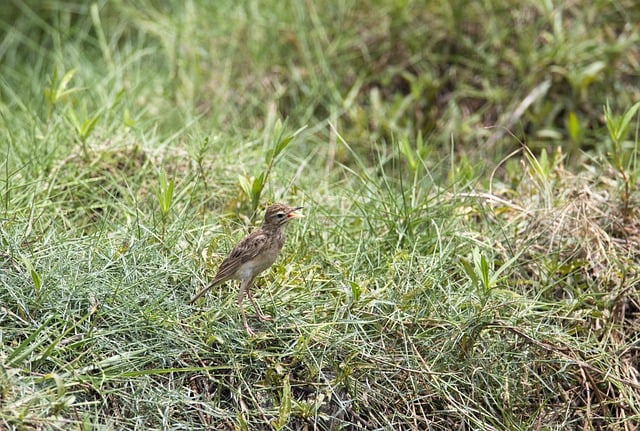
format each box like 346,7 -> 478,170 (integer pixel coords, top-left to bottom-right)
277,212 -> 286,218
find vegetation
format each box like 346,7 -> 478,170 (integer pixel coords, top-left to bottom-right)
1,0 -> 639,429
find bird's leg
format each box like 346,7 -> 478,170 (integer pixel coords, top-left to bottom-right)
247,286 -> 272,322
237,279 -> 255,336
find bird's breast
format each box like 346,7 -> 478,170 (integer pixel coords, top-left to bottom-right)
236,246 -> 281,279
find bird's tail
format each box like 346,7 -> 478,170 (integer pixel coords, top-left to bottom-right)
189,282 -> 215,304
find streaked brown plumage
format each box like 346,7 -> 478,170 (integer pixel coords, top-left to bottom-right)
189,203 -> 303,335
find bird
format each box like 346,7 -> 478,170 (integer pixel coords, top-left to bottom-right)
189,203 -> 304,335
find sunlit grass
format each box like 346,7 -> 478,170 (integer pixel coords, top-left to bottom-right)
1,1 -> 639,430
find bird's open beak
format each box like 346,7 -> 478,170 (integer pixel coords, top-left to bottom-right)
287,206 -> 304,219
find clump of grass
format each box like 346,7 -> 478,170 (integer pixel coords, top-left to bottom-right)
469,145 -> 640,427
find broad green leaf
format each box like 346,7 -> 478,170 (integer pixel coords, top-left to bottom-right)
618,102 -> 640,143
273,134 -> 294,158
22,256 -> 41,293
79,114 -> 100,141
566,111 -> 580,142
57,68 -> 78,98
460,258 -> 479,287
251,172 -> 265,198
156,171 -> 174,216
578,61 -> 605,89
238,174 -> 252,199
274,374 -> 291,430
123,108 -> 135,127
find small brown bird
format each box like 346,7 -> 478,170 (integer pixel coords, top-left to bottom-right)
189,203 -> 304,335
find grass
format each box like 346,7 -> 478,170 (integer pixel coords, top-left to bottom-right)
1,0 -> 640,430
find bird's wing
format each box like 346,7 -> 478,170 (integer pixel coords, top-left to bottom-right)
189,230 -> 268,304
210,230 -> 269,283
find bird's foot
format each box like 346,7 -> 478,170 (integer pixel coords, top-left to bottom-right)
251,312 -> 272,322
244,322 -> 256,336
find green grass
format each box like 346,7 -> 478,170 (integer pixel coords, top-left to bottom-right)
1,1 -> 640,430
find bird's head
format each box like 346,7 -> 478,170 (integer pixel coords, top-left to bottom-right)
264,203 -> 304,226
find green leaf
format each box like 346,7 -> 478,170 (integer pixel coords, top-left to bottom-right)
251,172 -> 265,200
349,281 -> 362,303
538,148 -> 550,178
271,123 -> 307,160
460,258 -> 479,287
238,174 -> 252,199
604,102 -> 640,144
267,118 -> 285,164
577,61 -> 605,89
57,68 -> 78,99
524,147 -> 550,183
44,66 -> 59,101
22,256 -> 41,294
274,374 -> 292,430
617,102 -> 640,143
398,137 -> 417,170
565,111 -> 580,142
67,109 -> 81,131
79,114 -> 100,141
274,134 -> 294,158
156,171 -> 175,217
473,249 -> 490,293
123,108 -> 135,127
30,268 -> 42,292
